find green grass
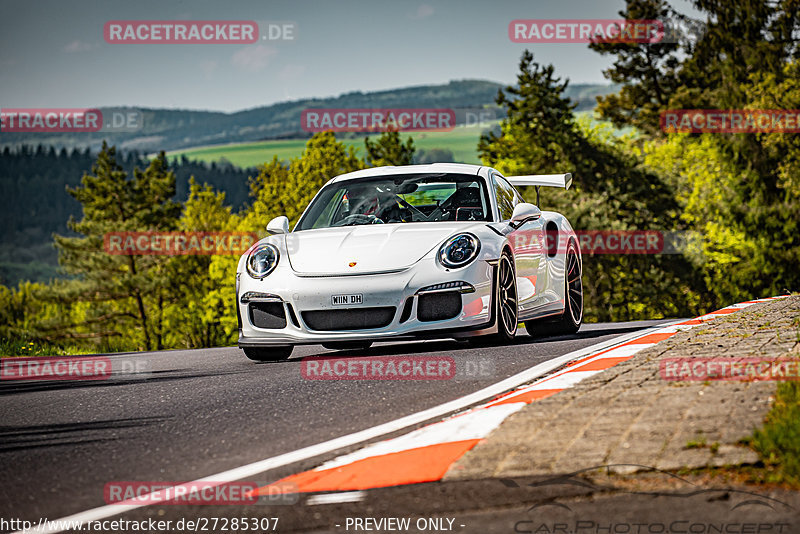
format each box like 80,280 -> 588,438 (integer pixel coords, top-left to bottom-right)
747,382 -> 800,484
685,436 -> 707,449
169,139 -> 316,168
163,111 -> 626,169
165,124 -> 491,168
0,338 -> 87,358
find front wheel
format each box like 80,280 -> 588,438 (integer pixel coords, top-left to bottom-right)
473,252 -> 518,345
242,346 -> 293,361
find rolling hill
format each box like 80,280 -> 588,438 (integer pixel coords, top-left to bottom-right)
0,80 -> 618,155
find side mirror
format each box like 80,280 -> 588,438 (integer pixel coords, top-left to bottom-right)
267,215 -> 290,235
510,203 -> 541,227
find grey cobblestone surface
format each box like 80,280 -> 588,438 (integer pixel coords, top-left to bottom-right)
445,296 -> 800,480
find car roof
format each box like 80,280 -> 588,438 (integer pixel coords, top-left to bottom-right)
327,163 -> 489,184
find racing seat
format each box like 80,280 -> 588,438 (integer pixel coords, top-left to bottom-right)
444,187 -> 484,221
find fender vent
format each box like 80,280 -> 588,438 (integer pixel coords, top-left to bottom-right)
546,223 -> 559,258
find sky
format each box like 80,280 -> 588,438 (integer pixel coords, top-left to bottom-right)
0,0 -> 702,113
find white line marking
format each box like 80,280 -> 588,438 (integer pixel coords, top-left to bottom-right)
306,491 -> 366,505
527,370 -> 602,390
317,403 -> 525,471
588,343 -> 655,356
17,323 -> 673,533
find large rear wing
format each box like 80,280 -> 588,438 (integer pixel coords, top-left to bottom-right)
506,173 -> 572,206
506,173 -> 572,190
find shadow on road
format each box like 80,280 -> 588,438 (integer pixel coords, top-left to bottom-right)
0,368 -> 248,395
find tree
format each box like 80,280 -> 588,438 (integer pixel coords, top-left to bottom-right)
161,178 -> 237,349
49,143 -> 181,350
479,51 -> 705,320
280,131 -> 364,225
478,51 -> 578,175
245,156 -> 291,232
676,0 -> 799,110
592,0 -> 799,132
641,59 -> 800,304
414,147 -> 455,164
589,0 -> 684,135
364,130 -> 415,166
594,0 -> 800,302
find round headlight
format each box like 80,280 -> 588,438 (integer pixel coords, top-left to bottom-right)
439,233 -> 481,268
246,244 -> 280,279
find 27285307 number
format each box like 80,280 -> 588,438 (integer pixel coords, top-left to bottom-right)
193,517 -> 278,531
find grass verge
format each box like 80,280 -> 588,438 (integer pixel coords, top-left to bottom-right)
746,382 -> 800,485
0,338 -> 96,358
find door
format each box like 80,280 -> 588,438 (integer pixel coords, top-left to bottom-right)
492,174 -> 545,314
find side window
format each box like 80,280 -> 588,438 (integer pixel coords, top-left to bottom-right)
493,175 -> 517,221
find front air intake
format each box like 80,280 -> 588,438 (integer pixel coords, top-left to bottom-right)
417,292 -> 462,322
249,302 -> 287,329
301,307 -> 396,331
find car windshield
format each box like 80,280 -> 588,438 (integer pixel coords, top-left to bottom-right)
295,173 -> 492,230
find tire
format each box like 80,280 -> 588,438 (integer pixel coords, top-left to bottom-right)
525,241 -> 582,337
322,341 -> 373,351
242,346 -> 293,361
474,252 -> 518,345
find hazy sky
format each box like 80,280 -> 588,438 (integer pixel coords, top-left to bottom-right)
0,0 -> 701,112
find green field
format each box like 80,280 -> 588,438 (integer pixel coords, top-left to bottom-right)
163,112 -> 621,169
166,124 -> 491,168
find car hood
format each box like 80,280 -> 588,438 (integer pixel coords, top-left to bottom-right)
285,223 -> 475,275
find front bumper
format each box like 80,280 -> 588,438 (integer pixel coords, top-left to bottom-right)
237,258 -> 496,346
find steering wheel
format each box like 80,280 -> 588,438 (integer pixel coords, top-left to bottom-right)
333,213 -> 384,226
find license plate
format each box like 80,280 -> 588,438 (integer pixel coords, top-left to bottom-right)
331,294 -> 363,306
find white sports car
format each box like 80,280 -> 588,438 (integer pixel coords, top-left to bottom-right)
236,163 -> 583,361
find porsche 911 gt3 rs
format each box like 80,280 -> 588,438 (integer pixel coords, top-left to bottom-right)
236,163 -> 582,361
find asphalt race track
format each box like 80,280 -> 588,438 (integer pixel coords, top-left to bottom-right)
0,320 -> 673,531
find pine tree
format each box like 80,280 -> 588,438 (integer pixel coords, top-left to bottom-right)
595,0 -> 800,302
479,51 -> 704,321
49,143 -> 181,350
588,0 -> 684,135
364,130 -> 415,166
